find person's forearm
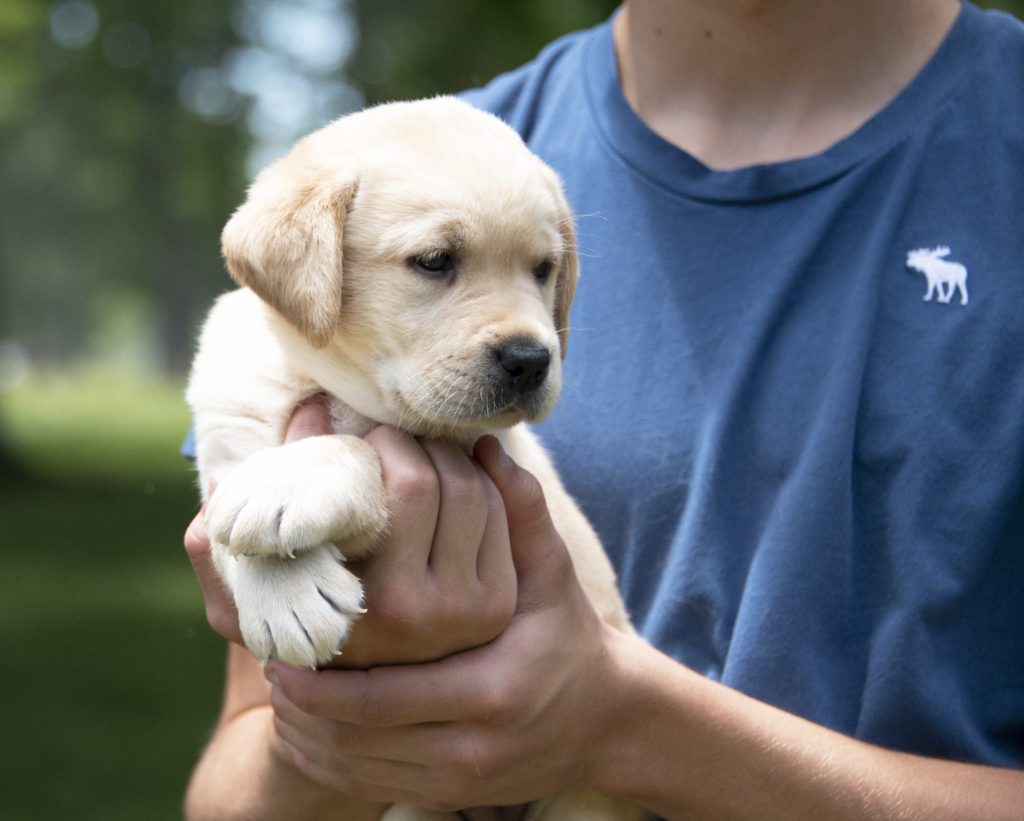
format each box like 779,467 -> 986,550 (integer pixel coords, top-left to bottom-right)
184,705 -> 386,821
598,630 -> 1024,821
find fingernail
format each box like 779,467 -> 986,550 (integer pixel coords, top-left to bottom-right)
264,662 -> 280,685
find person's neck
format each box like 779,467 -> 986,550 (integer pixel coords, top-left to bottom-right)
614,0 -> 961,170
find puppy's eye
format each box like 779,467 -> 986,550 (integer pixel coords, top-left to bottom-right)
533,260 -> 553,283
411,251 -> 454,277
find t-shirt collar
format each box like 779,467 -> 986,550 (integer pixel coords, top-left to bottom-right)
584,1 -> 984,203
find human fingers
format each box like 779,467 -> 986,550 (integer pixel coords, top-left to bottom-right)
329,433 -> 514,668
284,394 -> 333,442
270,678 -> 532,811
469,462 -> 515,596
420,447 -> 516,641
274,731 -> 433,810
270,704 -> 427,805
184,508 -> 242,644
266,656 -> 509,728
282,732 -> 517,814
362,425 -> 439,575
475,436 -> 573,610
270,684 -> 417,762
419,439 -> 490,585
271,683 -> 476,781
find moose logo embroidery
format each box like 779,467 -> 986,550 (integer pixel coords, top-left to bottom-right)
905,246 -> 969,306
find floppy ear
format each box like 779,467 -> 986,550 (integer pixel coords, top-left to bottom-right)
221,152 -> 358,348
544,173 -> 579,360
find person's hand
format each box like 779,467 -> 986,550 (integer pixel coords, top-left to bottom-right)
266,438 -> 629,811
183,399 -> 519,667
333,425 -> 517,668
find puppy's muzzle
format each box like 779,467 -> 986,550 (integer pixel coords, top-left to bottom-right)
495,339 -> 551,394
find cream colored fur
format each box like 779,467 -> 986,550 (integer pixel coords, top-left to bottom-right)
187,97 -> 644,821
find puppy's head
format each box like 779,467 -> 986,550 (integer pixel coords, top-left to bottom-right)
222,97 -> 577,436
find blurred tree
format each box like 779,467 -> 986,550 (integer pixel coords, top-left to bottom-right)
348,0 -> 618,103
985,0 -> 1024,16
0,0 -> 249,374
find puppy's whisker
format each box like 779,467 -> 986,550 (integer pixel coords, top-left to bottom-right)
440,375 -> 460,413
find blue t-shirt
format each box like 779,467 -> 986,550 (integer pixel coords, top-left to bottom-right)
463,1 -> 1024,766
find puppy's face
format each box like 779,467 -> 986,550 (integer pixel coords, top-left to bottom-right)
341,163 -> 568,434
221,98 -> 577,437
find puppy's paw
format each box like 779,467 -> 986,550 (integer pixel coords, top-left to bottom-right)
233,545 -> 366,668
205,435 -> 385,560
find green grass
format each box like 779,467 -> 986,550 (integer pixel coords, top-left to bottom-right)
1,371 -> 227,820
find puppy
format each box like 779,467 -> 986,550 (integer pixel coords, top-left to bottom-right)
187,97 -> 644,821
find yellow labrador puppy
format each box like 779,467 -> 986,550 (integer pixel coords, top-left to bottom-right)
187,97 -> 643,821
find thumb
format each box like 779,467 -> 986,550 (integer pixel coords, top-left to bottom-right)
285,394 -> 333,442
184,507 -> 243,644
475,436 -> 574,608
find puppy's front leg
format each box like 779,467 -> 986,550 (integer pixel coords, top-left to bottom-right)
205,434 -> 386,560
205,434 -> 387,668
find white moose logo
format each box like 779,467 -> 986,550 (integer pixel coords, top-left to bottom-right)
905,246 -> 968,306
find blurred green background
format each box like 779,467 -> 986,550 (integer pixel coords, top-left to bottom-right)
0,0 -> 1020,818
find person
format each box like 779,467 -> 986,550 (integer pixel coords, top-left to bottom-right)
182,0 -> 1024,817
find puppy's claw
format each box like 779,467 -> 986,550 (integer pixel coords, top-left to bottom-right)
262,621 -> 278,662
316,584 -> 365,618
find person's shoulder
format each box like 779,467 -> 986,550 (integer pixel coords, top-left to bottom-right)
459,21 -> 608,138
968,4 -> 1024,89
975,2 -> 1024,46
928,5 -> 1024,156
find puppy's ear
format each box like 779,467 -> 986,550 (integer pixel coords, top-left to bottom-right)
222,151 -> 358,348
545,172 -> 579,360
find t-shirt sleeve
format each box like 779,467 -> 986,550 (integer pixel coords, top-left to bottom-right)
180,426 -> 196,460
458,28 -> 593,138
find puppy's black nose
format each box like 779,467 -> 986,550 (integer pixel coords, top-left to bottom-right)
496,340 -> 551,393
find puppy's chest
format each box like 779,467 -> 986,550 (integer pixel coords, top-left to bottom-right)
327,395 -> 378,437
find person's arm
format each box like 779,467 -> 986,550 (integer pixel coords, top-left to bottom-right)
602,630 -> 1024,820
184,643 -> 385,821
183,401 -> 518,820
267,439 -> 1024,819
